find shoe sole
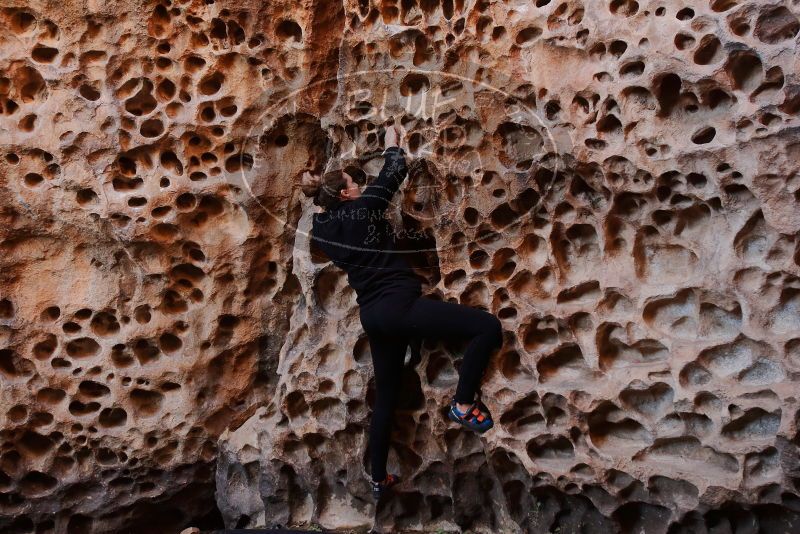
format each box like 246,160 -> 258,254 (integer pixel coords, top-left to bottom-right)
448,407 -> 493,433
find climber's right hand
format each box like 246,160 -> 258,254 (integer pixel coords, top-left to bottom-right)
384,124 -> 399,149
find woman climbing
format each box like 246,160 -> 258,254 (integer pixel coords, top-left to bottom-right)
301,119 -> 504,501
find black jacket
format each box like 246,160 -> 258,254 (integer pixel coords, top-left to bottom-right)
311,146 -> 423,306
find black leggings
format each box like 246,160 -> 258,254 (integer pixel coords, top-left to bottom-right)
359,291 -> 503,482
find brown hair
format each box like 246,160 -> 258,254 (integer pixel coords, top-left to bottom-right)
301,169 -> 349,210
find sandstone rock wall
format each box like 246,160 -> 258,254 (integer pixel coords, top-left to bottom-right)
1,0 -> 800,533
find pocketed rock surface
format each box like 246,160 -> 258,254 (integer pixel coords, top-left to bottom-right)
1,0 -> 800,533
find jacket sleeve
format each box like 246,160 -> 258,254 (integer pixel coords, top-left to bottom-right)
359,146 -> 408,212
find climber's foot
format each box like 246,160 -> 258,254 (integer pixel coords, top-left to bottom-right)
456,391 -> 491,417
448,395 -> 494,433
371,473 -> 400,500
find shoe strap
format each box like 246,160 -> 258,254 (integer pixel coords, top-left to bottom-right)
455,401 -> 489,423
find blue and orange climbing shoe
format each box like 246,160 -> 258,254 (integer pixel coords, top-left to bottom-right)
371,473 -> 400,500
448,395 -> 494,433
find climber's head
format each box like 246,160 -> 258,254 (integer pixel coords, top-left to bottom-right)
301,167 -> 363,209
337,170 -> 361,202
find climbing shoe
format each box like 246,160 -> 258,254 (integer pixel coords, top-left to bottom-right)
448,395 -> 494,433
472,389 -> 491,418
371,473 -> 400,500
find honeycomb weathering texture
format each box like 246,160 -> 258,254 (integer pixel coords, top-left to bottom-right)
1,0 -> 800,533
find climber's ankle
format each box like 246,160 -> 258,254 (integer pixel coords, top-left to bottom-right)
455,402 -> 469,412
